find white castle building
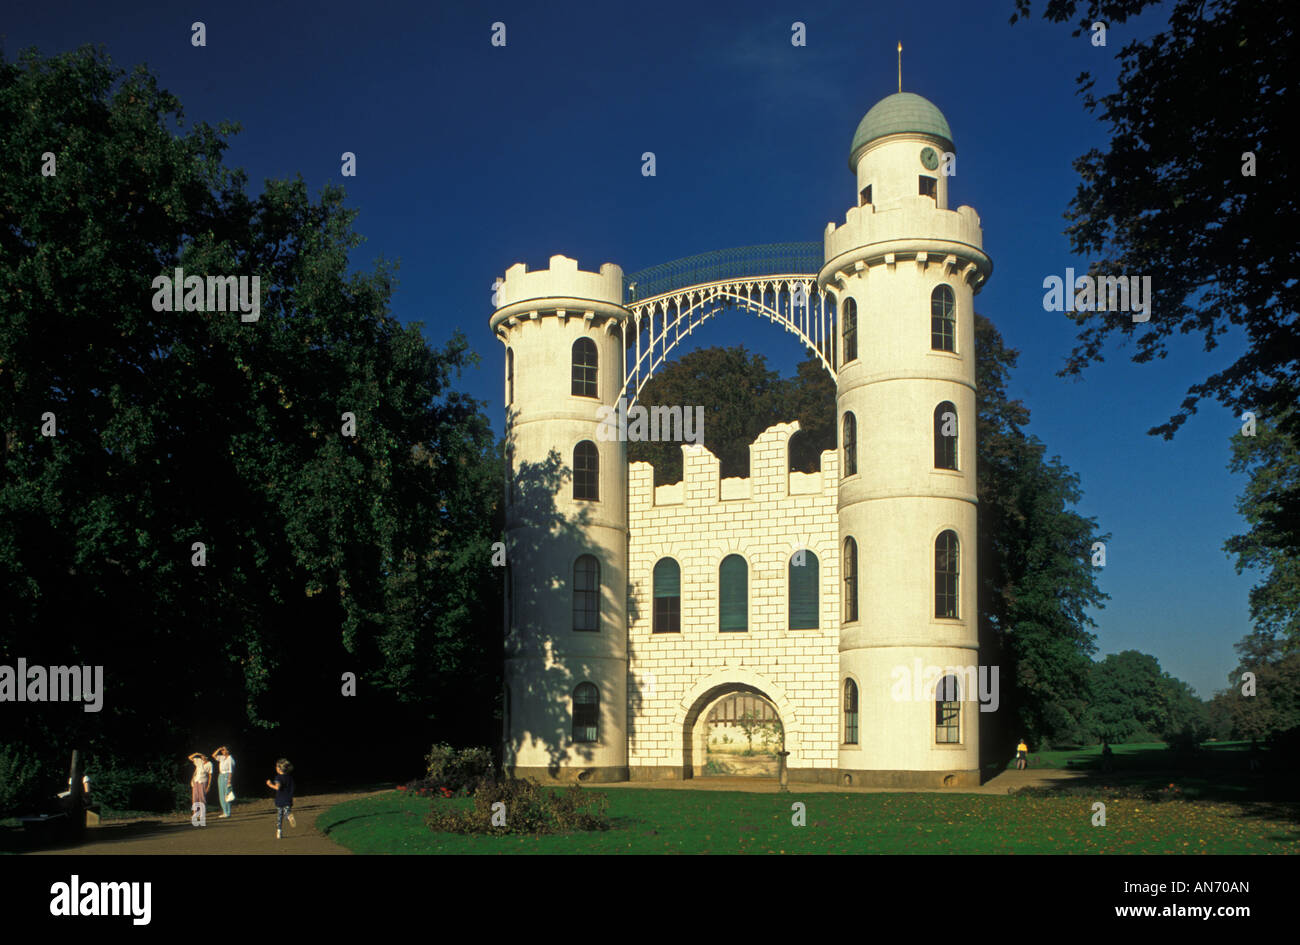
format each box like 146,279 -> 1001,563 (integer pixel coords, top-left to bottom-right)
491,92 -> 992,786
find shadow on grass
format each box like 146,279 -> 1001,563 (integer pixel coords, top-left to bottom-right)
1008,746 -> 1300,836
317,807 -> 410,835
0,817 -> 174,854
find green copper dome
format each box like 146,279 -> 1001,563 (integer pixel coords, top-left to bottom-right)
849,92 -> 954,169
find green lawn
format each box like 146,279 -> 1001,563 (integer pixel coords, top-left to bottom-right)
318,787 -> 1298,854
1014,740 -> 1255,771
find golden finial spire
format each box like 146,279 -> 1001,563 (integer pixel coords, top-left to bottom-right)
897,42 -> 903,93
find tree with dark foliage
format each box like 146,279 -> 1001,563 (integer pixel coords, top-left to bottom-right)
0,46 -> 502,799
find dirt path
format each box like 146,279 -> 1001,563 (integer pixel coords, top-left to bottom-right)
26,790 -> 387,855
599,768 -> 1085,794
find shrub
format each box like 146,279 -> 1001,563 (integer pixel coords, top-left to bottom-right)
397,779 -> 454,799
426,777 -> 610,835
0,745 -> 45,816
423,743 -> 496,795
89,758 -> 189,813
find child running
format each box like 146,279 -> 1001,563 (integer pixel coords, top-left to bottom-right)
265,758 -> 296,839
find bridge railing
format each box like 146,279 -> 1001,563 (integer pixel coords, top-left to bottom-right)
623,241 -> 823,302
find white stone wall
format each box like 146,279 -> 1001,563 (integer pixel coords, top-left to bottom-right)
496,255 -> 631,775
626,422 -> 841,772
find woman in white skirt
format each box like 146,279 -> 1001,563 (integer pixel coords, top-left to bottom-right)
213,747 -> 235,818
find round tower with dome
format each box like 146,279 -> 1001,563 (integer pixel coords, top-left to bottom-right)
822,91 -> 991,785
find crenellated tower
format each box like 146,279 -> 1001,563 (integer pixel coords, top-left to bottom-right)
820,93 -> 992,786
491,255 -> 631,782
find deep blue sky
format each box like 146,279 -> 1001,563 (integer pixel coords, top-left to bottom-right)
6,0 -> 1258,699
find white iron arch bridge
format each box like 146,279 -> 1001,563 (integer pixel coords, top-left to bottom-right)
620,243 -> 836,406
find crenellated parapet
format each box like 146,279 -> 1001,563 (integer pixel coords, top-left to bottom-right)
628,422 -> 838,510
821,202 -> 991,294
492,255 -> 628,340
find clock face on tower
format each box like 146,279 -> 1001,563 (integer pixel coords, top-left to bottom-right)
920,147 -> 939,171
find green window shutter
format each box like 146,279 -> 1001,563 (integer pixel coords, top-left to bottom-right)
653,558 -> 679,598
719,555 -> 747,632
789,553 -> 819,629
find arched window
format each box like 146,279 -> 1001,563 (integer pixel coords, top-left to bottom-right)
843,537 -> 858,623
506,348 -> 514,405
934,402 -> 957,470
936,675 -> 960,743
789,550 -> 819,630
573,441 -> 599,501
573,683 -> 599,743
936,530 -> 959,619
844,679 -> 859,745
931,285 -> 955,352
719,554 -> 748,632
842,297 -> 858,365
842,412 -> 857,477
571,338 -> 598,398
573,555 -> 600,632
827,305 -> 837,368
652,558 -> 681,633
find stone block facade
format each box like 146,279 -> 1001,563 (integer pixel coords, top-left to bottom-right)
626,422 -> 842,777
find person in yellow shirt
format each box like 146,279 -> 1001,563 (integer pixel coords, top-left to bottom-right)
1016,739 -> 1029,770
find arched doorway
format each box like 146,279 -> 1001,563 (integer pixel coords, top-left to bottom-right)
682,684 -> 784,779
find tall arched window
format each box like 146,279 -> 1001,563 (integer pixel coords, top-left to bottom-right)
931,285 -> 955,352
719,554 -> 748,632
573,441 -> 599,501
934,402 -> 957,470
571,338 -> 598,397
788,551 -> 819,630
573,683 -> 599,743
827,306 -> 837,368
842,297 -> 858,365
506,347 -> 514,405
844,679 -> 859,745
936,675 -> 960,743
936,530 -> 959,619
842,412 -> 857,477
573,555 -> 600,632
652,557 -> 681,633
843,537 -> 858,623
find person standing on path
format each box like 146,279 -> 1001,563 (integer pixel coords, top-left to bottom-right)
188,752 -> 213,822
1015,739 -> 1029,770
265,759 -> 296,840
213,747 -> 235,818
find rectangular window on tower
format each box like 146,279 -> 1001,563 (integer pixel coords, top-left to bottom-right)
859,184 -> 872,206
919,176 -> 937,200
